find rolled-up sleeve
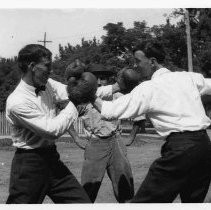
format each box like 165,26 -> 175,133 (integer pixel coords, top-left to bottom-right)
101,83 -> 152,120
190,72 -> 211,95
96,85 -> 113,100
8,101 -> 78,139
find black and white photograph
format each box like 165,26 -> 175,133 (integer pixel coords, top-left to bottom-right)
0,0 -> 211,208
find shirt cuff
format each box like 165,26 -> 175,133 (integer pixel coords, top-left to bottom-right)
61,101 -> 78,121
96,85 -> 113,98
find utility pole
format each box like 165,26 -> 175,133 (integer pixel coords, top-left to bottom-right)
176,9 -> 193,72
38,32 -> 52,48
185,9 -> 193,72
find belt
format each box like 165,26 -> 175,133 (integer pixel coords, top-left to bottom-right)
16,145 -> 56,154
168,129 -> 207,140
90,133 -> 120,141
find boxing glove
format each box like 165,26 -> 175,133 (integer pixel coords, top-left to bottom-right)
117,68 -> 140,94
67,72 -> 98,106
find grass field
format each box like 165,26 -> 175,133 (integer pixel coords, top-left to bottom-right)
0,135 -> 211,203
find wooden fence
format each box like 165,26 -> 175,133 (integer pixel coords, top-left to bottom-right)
0,112 -> 11,136
0,112 -> 85,136
0,112 -> 134,136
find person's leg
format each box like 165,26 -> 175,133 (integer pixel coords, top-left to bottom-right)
47,149 -> 91,203
140,119 -> 146,133
107,136 -> 134,203
180,165 -> 211,202
130,132 -> 208,203
180,135 -> 211,203
81,140 -> 108,202
6,150 -> 49,204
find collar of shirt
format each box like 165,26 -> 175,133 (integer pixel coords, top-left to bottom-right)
19,79 -> 36,95
151,68 -> 171,80
19,79 -> 46,96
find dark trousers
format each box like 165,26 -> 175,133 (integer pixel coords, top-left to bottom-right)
131,130 -> 211,203
6,145 -> 91,204
81,135 -> 134,203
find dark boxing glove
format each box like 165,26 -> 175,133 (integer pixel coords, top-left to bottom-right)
67,72 -> 98,106
117,68 -> 140,94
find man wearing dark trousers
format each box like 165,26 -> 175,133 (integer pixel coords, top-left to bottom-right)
92,41 -> 211,203
6,44 -> 91,203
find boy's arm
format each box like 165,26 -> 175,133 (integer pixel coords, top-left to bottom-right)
68,125 -> 87,150
125,120 -> 145,146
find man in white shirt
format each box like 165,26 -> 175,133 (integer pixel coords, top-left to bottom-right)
6,44 -> 91,203
92,41 -> 211,202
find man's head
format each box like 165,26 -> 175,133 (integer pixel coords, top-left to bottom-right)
65,59 -> 85,81
96,74 -> 109,86
18,44 -> 52,88
87,64 -> 115,87
133,41 -> 166,80
67,72 -> 98,106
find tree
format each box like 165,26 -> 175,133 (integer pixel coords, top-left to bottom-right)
0,58 -> 20,111
3,10 -> 211,111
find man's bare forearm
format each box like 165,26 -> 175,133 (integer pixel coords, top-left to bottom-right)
68,126 -> 86,150
112,83 -> 121,94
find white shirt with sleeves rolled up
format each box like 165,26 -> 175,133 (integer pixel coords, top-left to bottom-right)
6,78 -> 78,149
95,84 -> 146,123
96,85 -> 113,100
101,68 -> 211,137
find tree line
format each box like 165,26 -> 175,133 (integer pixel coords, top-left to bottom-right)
0,8 -> 211,112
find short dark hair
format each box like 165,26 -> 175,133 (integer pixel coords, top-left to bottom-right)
18,44 -> 52,73
65,59 -> 85,81
133,41 -> 166,63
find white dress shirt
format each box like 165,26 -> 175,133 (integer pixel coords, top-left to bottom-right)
6,78 -> 78,149
101,68 -> 211,137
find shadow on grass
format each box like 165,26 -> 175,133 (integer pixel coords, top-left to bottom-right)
0,135 -> 162,151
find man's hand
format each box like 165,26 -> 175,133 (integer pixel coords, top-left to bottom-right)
68,126 -> 88,150
73,135 -> 88,150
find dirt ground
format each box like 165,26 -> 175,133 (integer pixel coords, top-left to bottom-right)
0,135 -> 211,203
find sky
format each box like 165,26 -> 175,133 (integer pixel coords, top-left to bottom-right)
0,8 -> 178,59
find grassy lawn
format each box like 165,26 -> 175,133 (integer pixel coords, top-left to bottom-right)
0,135 -> 211,203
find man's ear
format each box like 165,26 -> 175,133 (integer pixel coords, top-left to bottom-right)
28,62 -> 35,71
150,57 -> 157,67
